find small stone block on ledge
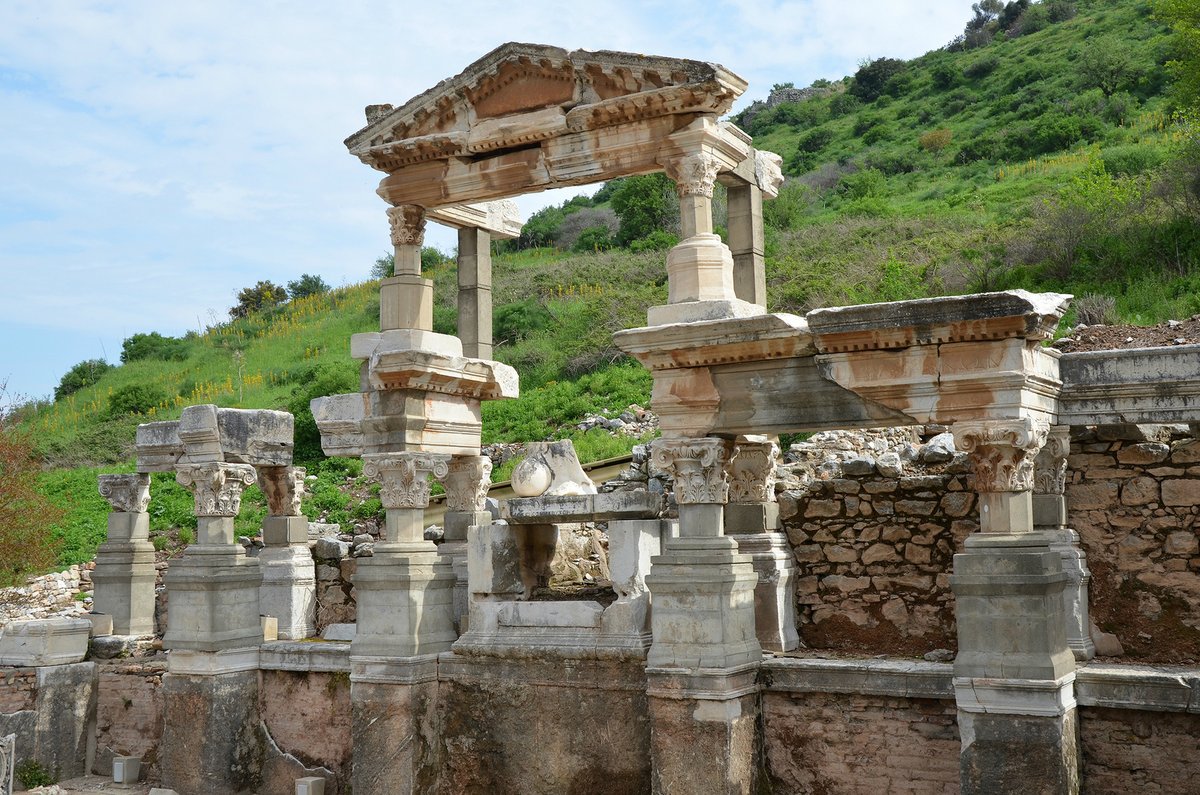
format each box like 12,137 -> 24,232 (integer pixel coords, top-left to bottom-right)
296,776 -> 326,795
262,615 -> 279,642
321,623 -> 356,642
87,612 -> 114,636
113,755 -> 142,784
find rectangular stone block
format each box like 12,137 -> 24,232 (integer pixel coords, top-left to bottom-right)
295,777 -> 326,795
135,421 -> 184,472
262,515 -> 310,546
467,522 -> 523,597
502,491 -> 664,524
106,511 -> 150,542
608,519 -> 662,598
112,755 -> 141,784
0,618 -> 91,666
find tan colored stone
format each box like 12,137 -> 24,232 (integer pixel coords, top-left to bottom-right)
1120,477 -> 1159,507
862,543 -> 900,564
1067,481 -> 1119,510
1117,443 -> 1170,465
1162,479 -> 1200,507
825,546 -> 858,563
1169,439 -> 1200,464
1164,531 -> 1199,556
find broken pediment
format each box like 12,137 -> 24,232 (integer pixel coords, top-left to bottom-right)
345,42 -> 751,197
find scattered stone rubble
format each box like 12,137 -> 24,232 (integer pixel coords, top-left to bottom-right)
0,565 -> 91,631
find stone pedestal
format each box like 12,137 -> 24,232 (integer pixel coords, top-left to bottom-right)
160,665 -> 262,794
457,227 -> 493,359
94,474 -> 156,636
349,657 -> 441,795
438,455 -> 494,632
164,464 -> 263,652
352,454 -> 457,659
257,469 -> 316,640
725,181 -> 765,308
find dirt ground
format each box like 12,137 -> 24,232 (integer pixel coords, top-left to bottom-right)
1052,316 -> 1200,353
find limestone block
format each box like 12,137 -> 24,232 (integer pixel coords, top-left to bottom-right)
112,755 -> 141,784
135,420 -> 184,472
295,776 -> 326,795
259,545 -> 317,640
608,519 -> 663,599
162,544 -> 263,652
468,522 -> 523,598
91,539 -> 157,636
262,515 -> 310,546
1162,479 -> 1200,506
0,618 -> 91,666
351,328 -> 463,360
503,492 -> 664,524
350,549 -> 457,658
178,404 -> 294,465
310,392 -> 367,457
322,624 -> 357,642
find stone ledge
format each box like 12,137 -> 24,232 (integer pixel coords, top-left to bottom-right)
259,640 -> 352,673
760,656 -> 954,700
1075,662 -> 1200,713
502,492 -> 664,524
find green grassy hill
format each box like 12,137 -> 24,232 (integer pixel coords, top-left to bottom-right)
11,0 -> 1200,574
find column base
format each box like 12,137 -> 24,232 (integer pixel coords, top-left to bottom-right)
162,547 -> 263,652
731,530 -> 800,653
161,667 -> 262,794
259,544 -> 317,640
350,546 -> 458,658
959,707 -> 1080,794
350,654 -> 441,795
91,540 -> 157,636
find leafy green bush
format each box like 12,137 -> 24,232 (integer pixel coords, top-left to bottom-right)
850,58 -> 907,102
107,383 -> 168,418
121,332 -> 189,364
963,55 -> 1001,80
628,230 -> 679,252
287,361 -> 360,464
572,226 -> 614,252
230,280 -> 288,320
611,174 -> 678,245
1102,144 -> 1166,176
55,359 -> 113,400
287,273 -> 331,299
494,299 -> 554,345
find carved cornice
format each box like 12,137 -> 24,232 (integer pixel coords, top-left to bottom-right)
1033,426 -> 1070,496
728,442 -> 779,504
175,463 -> 257,518
664,151 -> 722,198
440,455 -> 493,513
651,437 -> 734,505
363,452 -> 451,510
387,204 -> 426,247
953,418 -> 1050,493
98,473 -> 151,514
256,465 -> 306,517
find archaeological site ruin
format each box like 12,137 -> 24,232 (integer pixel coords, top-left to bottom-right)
3,43 -> 1200,795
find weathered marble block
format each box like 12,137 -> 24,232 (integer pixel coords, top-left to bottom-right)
0,618 -> 91,666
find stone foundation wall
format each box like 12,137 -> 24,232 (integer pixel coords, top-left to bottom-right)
761,690 -> 961,793
260,669 -> 352,788
94,660 -> 166,778
1080,706 -> 1200,794
1066,426 -> 1200,660
0,668 -> 38,713
315,559 -> 357,630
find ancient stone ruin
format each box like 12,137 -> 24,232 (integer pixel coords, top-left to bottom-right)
3,42 -> 1200,795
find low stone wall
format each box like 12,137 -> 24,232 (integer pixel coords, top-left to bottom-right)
1066,425 -> 1200,660
0,564 -> 91,631
315,559 -> 357,631
260,669 -> 352,792
0,668 -> 37,713
94,659 -> 166,778
1079,707 -> 1200,794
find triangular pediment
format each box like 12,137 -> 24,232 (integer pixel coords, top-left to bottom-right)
346,43 -> 748,173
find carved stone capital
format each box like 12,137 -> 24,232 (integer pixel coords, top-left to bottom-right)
728,441 -> 779,504
440,455 -> 493,513
363,452 -> 451,510
953,418 -> 1050,493
651,437 -> 734,504
1033,426 -> 1070,496
754,150 -> 785,198
175,463 -> 257,517
98,473 -> 151,513
256,465 -> 306,516
665,151 -> 721,198
387,204 -> 426,247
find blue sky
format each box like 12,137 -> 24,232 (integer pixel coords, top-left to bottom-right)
0,0 -> 967,405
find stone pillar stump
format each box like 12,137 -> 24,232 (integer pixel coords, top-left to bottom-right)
94,474 -> 157,636
256,465 -> 316,640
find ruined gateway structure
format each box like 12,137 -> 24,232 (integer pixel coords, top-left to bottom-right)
4,43 -> 1200,795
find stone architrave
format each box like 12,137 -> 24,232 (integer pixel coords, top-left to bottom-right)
1034,426 -> 1095,661
438,455 -> 494,630
644,437 -> 762,795
353,453 -> 457,660
164,462 -> 263,652
724,441 -> 798,653
256,465 -> 316,640
93,474 -> 157,636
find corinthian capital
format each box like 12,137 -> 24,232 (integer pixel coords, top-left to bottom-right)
387,204 -> 426,247
952,418 -> 1050,493
664,151 -> 722,198
98,473 -> 151,513
728,441 -> 780,504
175,462 -> 257,517
651,437 -> 734,505
1033,426 -> 1070,496
256,465 -> 306,516
363,452 -> 451,510
440,455 -> 493,513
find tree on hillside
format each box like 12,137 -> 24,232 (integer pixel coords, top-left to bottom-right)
610,173 -> 679,246
120,332 -> 189,364
0,381 -> 63,586
54,359 -> 113,400
1076,37 -> 1144,97
849,58 -> 907,102
229,280 -> 288,319
286,273 -> 330,300
371,253 -> 394,279
1155,0 -> 1200,109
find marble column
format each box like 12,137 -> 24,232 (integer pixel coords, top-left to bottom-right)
950,418 -> 1080,795
256,465 -> 316,640
93,474 -> 156,636
724,440 -> 799,652
1034,425 -> 1094,661
645,437 -> 762,795
381,204 -> 433,332
437,454 -> 493,633
457,227 -> 493,359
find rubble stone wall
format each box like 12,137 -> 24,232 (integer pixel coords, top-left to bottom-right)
1066,426 -> 1200,660
761,691 -> 961,793
315,558 -> 357,631
0,668 -> 37,713
94,660 -> 166,777
1080,707 -> 1200,794
260,670 -> 352,786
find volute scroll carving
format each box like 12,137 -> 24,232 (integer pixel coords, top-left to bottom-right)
98,473 -> 151,514
256,465 -> 307,517
651,437 -> 734,505
440,455 -> 494,513
175,463 -> 258,517
387,204 -> 427,248
363,452 -> 451,510
953,418 -> 1050,493
728,441 -> 780,504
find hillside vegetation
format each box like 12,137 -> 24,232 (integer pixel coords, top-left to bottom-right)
7,0 -> 1200,573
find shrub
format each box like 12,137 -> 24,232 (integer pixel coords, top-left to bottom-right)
611,173 -> 678,245
850,58 -> 908,103
230,280 -> 288,319
798,127 -> 834,153
557,206 -> 618,250
494,299 -> 555,346
0,403 -> 63,587
55,359 -> 113,400
107,383 -> 168,418
828,92 -> 861,117
628,230 -> 680,252
861,124 -> 893,146
930,62 -> 959,90
1046,1 -> 1076,22
572,226 -> 614,253
963,55 -> 1001,80
370,253 -> 394,279
838,169 -> 888,200
1076,37 -> 1143,97
16,760 -> 56,788
120,332 -> 189,364
286,273 -> 330,300
919,128 -> 954,153
1074,293 -> 1118,325
1102,145 -> 1166,177
287,361 -> 360,464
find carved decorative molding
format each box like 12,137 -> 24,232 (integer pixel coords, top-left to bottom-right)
754,150 -> 785,198
1033,426 -> 1070,496
665,151 -> 722,198
256,465 -> 306,516
387,204 -> 426,247
440,455 -> 493,513
953,418 -> 1050,493
363,452 -> 451,510
175,463 -> 257,517
98,473 -> 151,514
728,441 -> 779,504
651,437 -> 734,504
